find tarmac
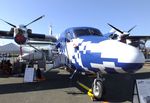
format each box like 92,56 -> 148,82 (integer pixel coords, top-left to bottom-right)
0,64 -> 150,103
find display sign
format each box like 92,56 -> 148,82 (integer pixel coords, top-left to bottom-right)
24,68 -> 35,82
136,79 -> 150,103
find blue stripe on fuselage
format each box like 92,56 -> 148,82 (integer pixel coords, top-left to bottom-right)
72,50 -> 143,73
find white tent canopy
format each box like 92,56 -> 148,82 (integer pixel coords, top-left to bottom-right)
0,43 -> 31,54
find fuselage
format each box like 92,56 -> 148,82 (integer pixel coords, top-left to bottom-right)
57,27 -> 145,74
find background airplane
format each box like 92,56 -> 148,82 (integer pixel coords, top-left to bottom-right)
0,15 -> 57,60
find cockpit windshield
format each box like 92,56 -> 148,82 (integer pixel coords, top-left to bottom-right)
73,27 -> 102,37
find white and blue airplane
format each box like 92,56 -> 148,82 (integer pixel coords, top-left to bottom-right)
55,26 -> 145,99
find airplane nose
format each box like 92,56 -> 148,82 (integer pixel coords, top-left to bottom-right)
89,40 -> 145,73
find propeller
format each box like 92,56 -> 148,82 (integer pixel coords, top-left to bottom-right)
0,15 -> 45,45
25,15 -> 45,27
108,23 -> 136,37
0,15 -> 45,28
108,23 -> 137,44
0,19 -> 16,27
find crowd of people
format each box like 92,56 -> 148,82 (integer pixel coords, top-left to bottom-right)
0,60 -> 12,75
0,59 -> 44,81
0,59 -> 26,76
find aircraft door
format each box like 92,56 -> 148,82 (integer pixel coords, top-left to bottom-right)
65,32 -> 75,67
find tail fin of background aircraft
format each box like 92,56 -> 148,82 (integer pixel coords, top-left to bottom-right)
49,25 -> 53,35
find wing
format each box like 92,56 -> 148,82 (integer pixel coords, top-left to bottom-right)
28,33 -> 57,42
127,35 -> 150,41
126,35 -> 150,49
0,30 -> 13,39
0,30 -> 57,42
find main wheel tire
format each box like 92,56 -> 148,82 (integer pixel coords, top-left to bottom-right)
92,80 -> 103,99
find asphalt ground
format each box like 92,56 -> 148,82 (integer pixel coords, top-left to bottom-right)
0,64 -> 150,103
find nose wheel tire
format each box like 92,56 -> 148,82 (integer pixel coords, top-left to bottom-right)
92,79 -> 103,99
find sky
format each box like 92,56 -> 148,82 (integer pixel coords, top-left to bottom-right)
0,0 -> 150,45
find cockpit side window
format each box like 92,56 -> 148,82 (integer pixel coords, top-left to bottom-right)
66,31 -> 74,42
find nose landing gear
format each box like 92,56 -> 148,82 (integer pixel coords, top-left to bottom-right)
92,78 -> 103,99
76,72 -> 104,101
92,72 -> 104,100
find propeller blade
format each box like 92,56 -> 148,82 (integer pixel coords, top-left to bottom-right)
108,23 -> 124,34
128,25 -> 136,33
0,19 -> 16,27
25,15 -> 45,27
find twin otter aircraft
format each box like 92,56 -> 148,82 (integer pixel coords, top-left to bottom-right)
0,16 -> 147,99
56,27 -> 145,99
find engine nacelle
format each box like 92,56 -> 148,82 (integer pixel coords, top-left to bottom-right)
27,29 -> 32,35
